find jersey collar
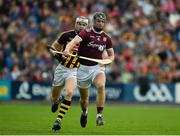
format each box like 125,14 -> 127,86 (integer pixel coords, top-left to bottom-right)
92,27 -> 103,34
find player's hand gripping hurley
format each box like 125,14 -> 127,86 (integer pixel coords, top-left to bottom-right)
49,48 -> 112,65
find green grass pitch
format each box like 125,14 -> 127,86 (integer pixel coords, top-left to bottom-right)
0,102 -> 180,135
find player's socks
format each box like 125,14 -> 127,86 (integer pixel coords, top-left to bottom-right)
57,99 -> 71,121
52,99 -> 71,131
97,107 -> 103,114
96,107 -> 104,126
51,95 -> 64,113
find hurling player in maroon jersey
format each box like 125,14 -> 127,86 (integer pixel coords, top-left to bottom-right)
63,12 -> 114,127
50,16 -> 88,131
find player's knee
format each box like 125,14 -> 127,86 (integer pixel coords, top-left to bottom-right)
96,83 -> 105,91
96,84 -> 105,96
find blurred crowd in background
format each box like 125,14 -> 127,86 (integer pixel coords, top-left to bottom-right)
0,0 -> 180,84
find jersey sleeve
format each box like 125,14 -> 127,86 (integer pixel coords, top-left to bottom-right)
78,29 -> 88,41
57,33 -> 68,45
106,37 -> 113,49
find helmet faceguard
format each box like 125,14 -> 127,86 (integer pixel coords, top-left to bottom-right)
75,16 -> 88,25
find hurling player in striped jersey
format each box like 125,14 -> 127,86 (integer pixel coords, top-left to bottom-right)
49,16 -> 88,131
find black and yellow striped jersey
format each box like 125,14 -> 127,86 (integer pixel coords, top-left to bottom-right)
56,30 -> 79,68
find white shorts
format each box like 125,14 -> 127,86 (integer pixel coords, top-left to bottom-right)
52,64 -> 77,87
77,64 -> 105,89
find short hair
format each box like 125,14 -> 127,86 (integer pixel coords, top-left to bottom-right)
75,16 -> 88,24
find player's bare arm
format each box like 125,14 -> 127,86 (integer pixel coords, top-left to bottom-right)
105,48 -> 115,62
63,35 -> 82,56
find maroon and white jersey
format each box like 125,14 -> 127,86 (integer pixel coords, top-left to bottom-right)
78,28 -> 112,66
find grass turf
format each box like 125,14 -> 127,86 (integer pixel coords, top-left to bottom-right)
0,102 -> 180,135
